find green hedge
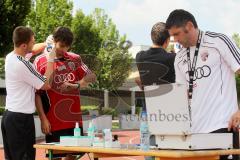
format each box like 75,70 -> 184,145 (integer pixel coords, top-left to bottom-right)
81,105 -> 117,118
0,58 -> 4,79
0,106 -> 4,115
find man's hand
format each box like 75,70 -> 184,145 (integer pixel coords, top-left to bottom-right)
40,117 -> 51,135
57,73 -> 96,92
135,77 -> 144,90
45,35 -> 56,62
59,82 -> 77,92
46,46 -> 56,62
79,73 -> 96,88
83,73 -> 96,83
228,110 -> 240,131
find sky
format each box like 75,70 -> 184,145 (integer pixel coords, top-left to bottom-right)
73,0 -> 240,46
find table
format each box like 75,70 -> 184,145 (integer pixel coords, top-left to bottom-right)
34,144 -> 240,160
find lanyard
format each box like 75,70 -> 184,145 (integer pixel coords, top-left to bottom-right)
186,30 -> 203,126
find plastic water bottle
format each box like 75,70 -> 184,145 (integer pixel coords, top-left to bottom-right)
103,129 -> 112,148
44,43 -> 54,53
87,115 -> 97,144
87,121 -> 95,144
140,111 -> 150,151
91,115 -> 97,132
74,122 -> 81,137
45,35 -> 54,53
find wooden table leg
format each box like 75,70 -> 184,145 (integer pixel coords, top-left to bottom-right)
87,153 -> 98,160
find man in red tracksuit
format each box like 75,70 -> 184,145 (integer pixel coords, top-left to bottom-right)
34,27 -> 96,160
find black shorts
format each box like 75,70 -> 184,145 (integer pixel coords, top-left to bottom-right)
1,110 -> 36,160
45,127 -> 84,158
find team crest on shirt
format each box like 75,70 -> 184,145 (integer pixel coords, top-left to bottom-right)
201,51 -> 209,62
57,65 -> 66,71
68,62 -> 76,71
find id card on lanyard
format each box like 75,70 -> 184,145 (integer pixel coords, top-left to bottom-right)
186,30 -> 203,127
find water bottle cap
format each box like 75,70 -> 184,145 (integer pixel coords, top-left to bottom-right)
141,111 -> 147,116
89,121 -> 93,128
103,129 -> 111,133
75,122 -> 79,128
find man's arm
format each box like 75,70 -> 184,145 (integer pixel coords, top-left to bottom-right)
215,35 -> 240,131
59,73 -> 96,92
79,72 -> 96,87
32,35 -> 53,56
73,72 -> 96,89
135,76 -> 143,90
32,43 -> 46,56
40,48 -> 56,90
229,61 -> 240,131
59,57 -> 96,92
35,94 -> 51,135
229,67 -> 240,131
40,62 -> 54,90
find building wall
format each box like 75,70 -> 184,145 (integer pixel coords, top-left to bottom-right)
128,45 -> 150,59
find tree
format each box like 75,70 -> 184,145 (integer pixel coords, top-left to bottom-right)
0,0 -> 31,56
25,0 -> 73,43
166,44 -> 175,53
90,8 -> 120,43
71,10 -> 102,72
0,58 -> 4,78
233,33 -> 240,101
72,8 -> 133,91
90,8 -> 132,90
232,33 -> 240,48
96,47 -> 132,90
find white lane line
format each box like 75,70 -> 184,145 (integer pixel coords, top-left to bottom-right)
123,157 -> 137,160
129,135 -> 139,144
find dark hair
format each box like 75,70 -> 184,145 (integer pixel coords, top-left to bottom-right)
166,9 -> 198,29
13,26 -> 34,47
53,27 -> 73,46
151,22 -> 170,46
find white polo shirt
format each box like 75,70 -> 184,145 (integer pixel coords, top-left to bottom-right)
5,52 -> 46,114
175,31 -> 240,133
